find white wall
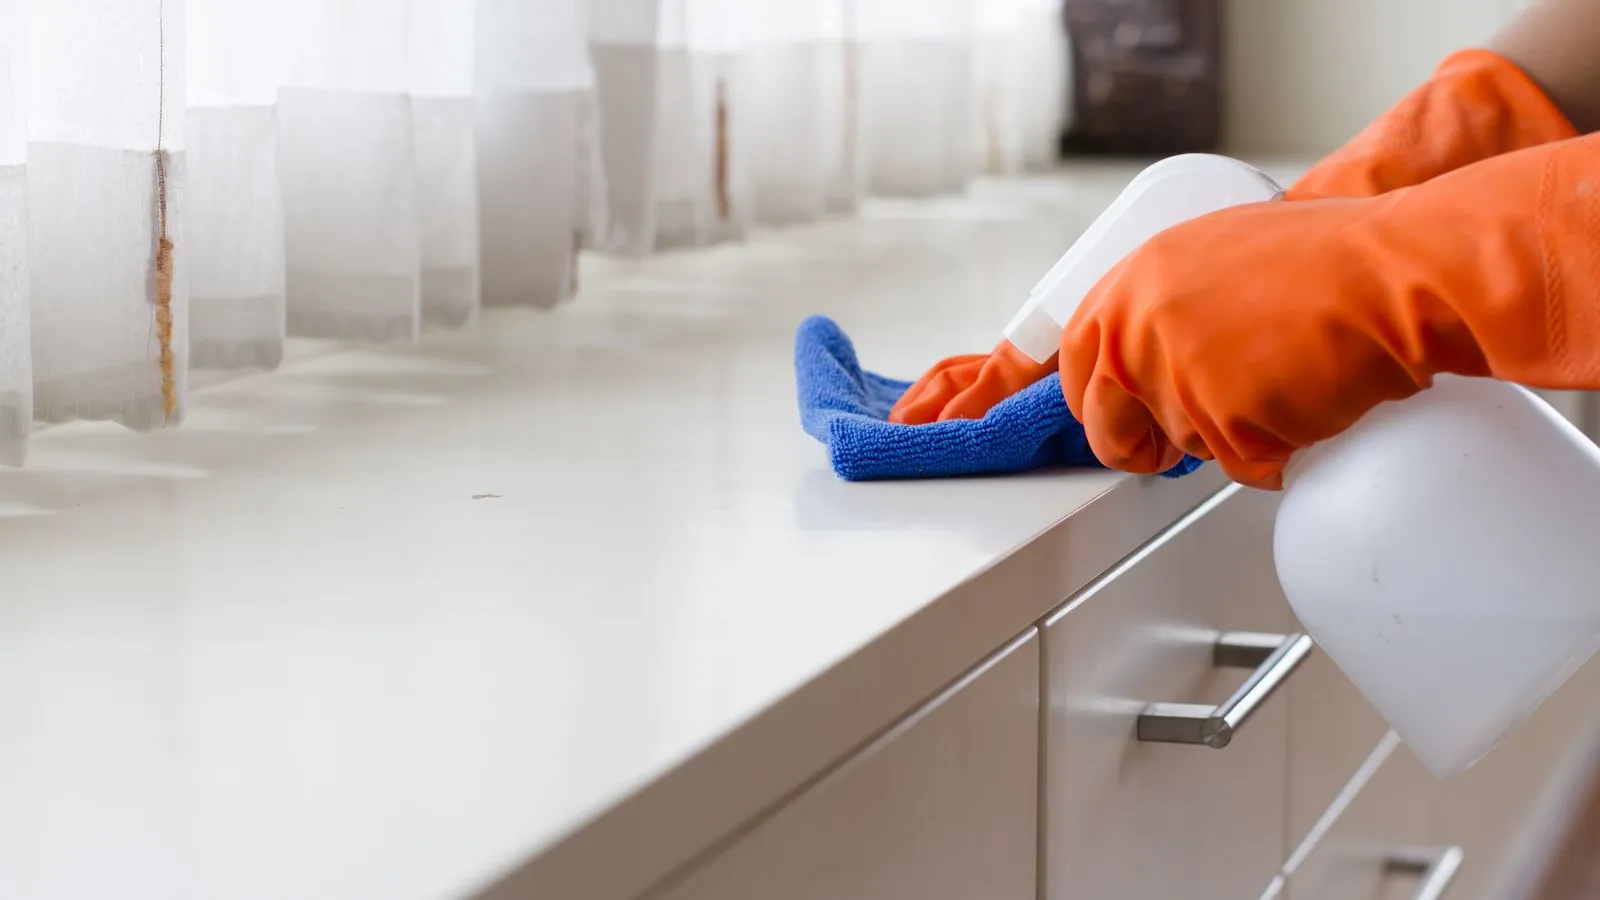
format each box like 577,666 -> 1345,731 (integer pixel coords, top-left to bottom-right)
1223,0 -> 1530,155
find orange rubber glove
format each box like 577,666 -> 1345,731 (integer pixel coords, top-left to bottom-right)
1060,131 -> 1600,491
1287,48 -> 1577,198
887,341 -> 1057,425
888,48 -> 1574,426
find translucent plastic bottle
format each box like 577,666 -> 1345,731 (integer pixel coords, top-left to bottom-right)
1010,154 -> 1600,779
1275,375 -> 1600,778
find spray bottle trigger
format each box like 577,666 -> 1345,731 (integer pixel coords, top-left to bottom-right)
1002,154 -> 1284,365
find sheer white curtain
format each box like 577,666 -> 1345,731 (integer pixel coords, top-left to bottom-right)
187,0 -> 287,369
1016,0 -> 1072,170
823,0 -> 866,215
740,0 -> 830,225
977,0 -> 1070,174
590,0 -> 663,255
29,0 -> 186,431
856,0 -> 978,196
649,0 -> 721,250
0,0 -> 1068,465
480,0 -> 603,309
0,0 -> 28,465
679,0 -> 751,246
412,0 -> 482,326
642,0 -> 750,250
278,0 -> 420,343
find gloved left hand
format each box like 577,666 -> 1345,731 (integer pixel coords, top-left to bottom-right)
888,340 -> 1056,425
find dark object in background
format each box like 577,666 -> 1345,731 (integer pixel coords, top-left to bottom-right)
1059,0 -> 1223,156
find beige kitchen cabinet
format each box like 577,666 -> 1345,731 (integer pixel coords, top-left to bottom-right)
652,631 -> 1041,900
1273,638 -> 1600,900
1040,485 -> 1297,900
641,467 -> 1600,900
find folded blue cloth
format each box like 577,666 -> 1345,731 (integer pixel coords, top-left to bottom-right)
795,315 -> 1205,481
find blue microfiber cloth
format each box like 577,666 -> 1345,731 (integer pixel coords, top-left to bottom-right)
795,315 -> 1205,482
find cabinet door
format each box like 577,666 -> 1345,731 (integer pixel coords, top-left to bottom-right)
654,631 -> 1040,900
1041,485 -> 1294,900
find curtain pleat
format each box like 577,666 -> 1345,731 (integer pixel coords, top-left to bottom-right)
412,0 -> 483,327
741,1 -> 830,226
679,0 -> 752,247
650,0 -> 706,249
187,0 -> 287,369
0,0 -> 29,465
988,0 -> 1071,172
824,0 -> 867,215
279,0 -> 421,343
590,0 -> 664,255
0,0 -> 1069,465
479,0 -> 600,308
857,0 -> 983,197
28,0 -> 187,430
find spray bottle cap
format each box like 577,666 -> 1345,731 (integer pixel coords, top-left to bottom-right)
1003,154 -> 1285,363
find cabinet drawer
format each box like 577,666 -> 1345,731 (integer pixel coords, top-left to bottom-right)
1290,647 -> 1600,900
1285,734 -> 1441,900
654,631 -> 1040,900
1041,485 -> 1295,900
1427,652 -> 1600,900
1286,609 -> 1393,854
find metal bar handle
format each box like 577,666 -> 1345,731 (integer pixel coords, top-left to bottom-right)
1136,631 -> 1314,748
1386,846 -> 1464,900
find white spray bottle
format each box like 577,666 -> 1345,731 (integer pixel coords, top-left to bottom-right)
1011,154 -> 1600,780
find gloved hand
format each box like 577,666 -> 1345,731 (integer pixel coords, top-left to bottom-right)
890,47 -> 1573,427
1060,131 -> 1600,490
1286,47 -> 1577,198
888,340 -> 1056,425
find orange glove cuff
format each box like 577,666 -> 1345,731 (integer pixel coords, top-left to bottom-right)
1287,48 -> 1579,199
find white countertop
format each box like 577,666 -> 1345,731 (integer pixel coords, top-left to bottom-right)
0,164 -> 1292,900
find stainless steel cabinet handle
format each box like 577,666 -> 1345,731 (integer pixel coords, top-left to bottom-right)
1386,846 -> 1464,900
1136,631 -> 1313,748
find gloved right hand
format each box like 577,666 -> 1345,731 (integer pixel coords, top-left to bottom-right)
1060,131 -> 1600,490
